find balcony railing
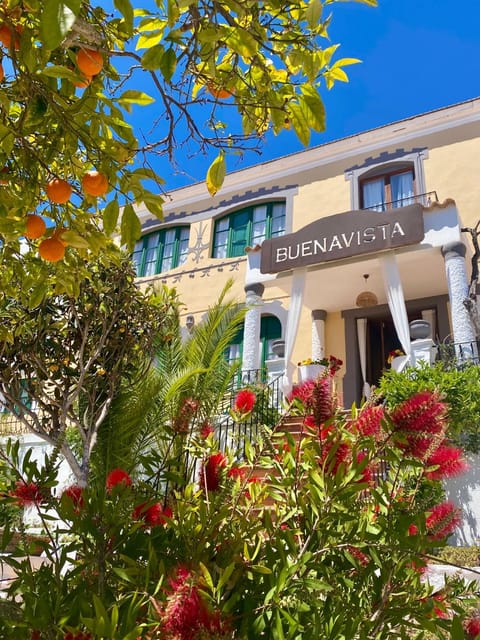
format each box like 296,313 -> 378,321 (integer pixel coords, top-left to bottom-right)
435,339 -> 480,369
216,369 -> 283,457
0,412 -> 30,436
363,191 -> 439,212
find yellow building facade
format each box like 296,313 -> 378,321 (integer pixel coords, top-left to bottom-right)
133,98 -> 480,407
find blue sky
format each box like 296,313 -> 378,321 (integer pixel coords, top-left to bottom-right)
126,0 -> 480,191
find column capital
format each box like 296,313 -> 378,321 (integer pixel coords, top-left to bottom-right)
244,282 -> 265,297
311,309 -> 327,321
441,241 -> 466,260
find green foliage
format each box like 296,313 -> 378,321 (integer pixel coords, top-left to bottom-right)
0,0 -> 377,297
435,545 -> 480,568
378,362 -> 480,453
0,253 -> 178,483
0,388 -> 477,638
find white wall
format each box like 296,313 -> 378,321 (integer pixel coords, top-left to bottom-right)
444,453 -> 480,546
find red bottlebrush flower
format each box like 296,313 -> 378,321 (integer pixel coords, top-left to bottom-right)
234,389 -> 256,414
425,443 -> 469,480
346,545 -> 370,567
173,397 -> 199,433
287,379 -> 315,405
354,404 -> 385,440
161,566 -> 211,640
227,466 -> 247,482
356,451 -> 377,484
465,614 -> 480,639
201,452 -> 227,491
309,376 -> 335,426
408,523 -> 419,536
106,468 -> 132,491
61,484 -> 84,511
199,421 -> 214,439
290,378 -> 335,427
426,501 -> 462,540
391,391 -> 447,458
319,440 -> 351,475
11,481 -> 47,507
133,502 -> 172,527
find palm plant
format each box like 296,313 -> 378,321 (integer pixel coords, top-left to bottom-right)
89,280 -> 246,491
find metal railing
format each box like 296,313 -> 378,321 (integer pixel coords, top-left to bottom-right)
435,339 -> 480,369
0,412 -> 30,436
362,191 -> 438,212
215,369 -> 284,458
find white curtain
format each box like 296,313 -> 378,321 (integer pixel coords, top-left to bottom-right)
391,171 -> 414,207
282,268 -> 307,395
356,318 -> 371,399
362,178 -> 385,211
381,253 -> 411,371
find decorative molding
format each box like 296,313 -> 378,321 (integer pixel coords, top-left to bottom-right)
138,258 -> 244,287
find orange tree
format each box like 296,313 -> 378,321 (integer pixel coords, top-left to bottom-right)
0,0 -> 376,298
0,251 -> 179,485
0,377 -> 478,638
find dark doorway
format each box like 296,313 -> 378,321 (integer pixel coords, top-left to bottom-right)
367,318 -> 402,387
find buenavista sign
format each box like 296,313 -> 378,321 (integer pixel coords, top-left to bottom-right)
260,203 -> 424,274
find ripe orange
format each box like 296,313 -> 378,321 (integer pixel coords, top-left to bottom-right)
76,49 -> 103,76
82,170 -> 108,197
39,237 -> 65,262
207,82 -> 233,99
25,214 -> 46,239
0,24 -> 20,50
46,178 -> 72,204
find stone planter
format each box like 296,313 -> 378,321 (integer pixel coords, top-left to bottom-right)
409,319 -> 431,340
299,364 -> 325,382
270,339 -> 285,358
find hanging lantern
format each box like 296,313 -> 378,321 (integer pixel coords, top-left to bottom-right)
356,274 -> 378,308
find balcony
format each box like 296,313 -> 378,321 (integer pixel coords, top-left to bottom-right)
363,191 -> 438,212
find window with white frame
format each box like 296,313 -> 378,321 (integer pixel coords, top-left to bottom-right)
360,166 -> 415,211
212,202 -> 286,259
132,226 -> 190,277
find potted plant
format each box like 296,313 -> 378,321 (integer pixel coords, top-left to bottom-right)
297,355 -> 342,381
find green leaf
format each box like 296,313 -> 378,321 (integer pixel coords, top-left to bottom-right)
159,48 -> 177,82
40,0 -> 80,51
289,103 -> 311,146
137,31 -> 164,51
28,282 -> 48,309
224,26 -> 259,58
114,0 -> 134,35
141,44 -> 165,70
60,230 -> 89,249
120,203 -> 141,252
117,91 -> 156,110
206,153 -> 226,196
102,198 -> 120,236
305,0 -> 323,28
300,86 -> 326,132
451,615 -> 466,640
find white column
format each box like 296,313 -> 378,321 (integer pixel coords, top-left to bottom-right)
441,242 -> 476,349
421,309 -> 436,339
311,309 -> 326,361
242,283 -> 264,376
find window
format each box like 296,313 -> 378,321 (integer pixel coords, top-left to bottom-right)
225,315 -> 282,369
213,202 -> 286,259
361,168 -> 415,211
132,226 -> 190,277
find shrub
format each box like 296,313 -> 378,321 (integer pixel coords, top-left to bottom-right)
379,361 -> 480,453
